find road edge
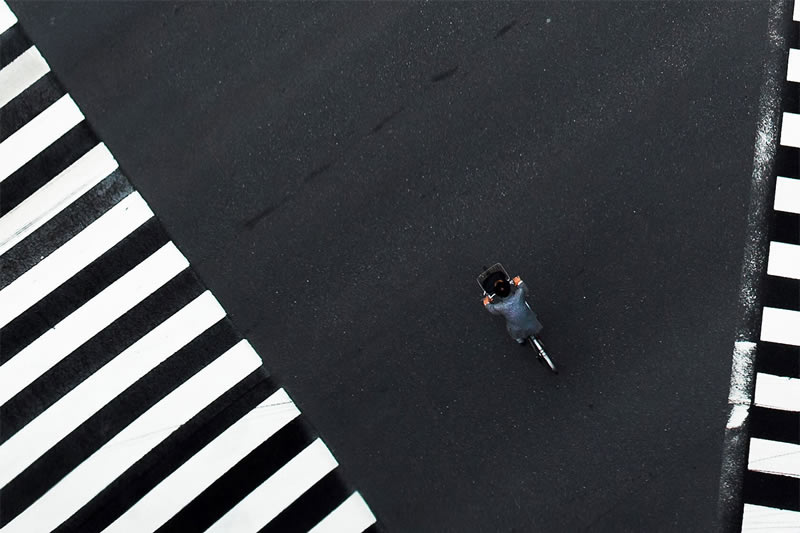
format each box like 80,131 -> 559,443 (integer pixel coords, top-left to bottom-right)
716,1 -> 793,531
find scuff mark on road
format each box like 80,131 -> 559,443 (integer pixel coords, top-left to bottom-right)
304,162 -> 332,183
242,195 -> 291,230
371,106 -> 405,134
431,65 -> 458,83
495,20 -> 517,39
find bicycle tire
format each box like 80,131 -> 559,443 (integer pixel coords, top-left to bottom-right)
538,351 -> 558,374
529,337 -> 558,374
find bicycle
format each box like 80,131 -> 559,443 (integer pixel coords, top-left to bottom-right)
478,263 -> 558,374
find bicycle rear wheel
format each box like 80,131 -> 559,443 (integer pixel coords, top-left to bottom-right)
529,337 -> 558,374
538,351 -> 558,374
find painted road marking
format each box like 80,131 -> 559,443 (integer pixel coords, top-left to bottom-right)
0,0 -> 15,34
0,143 -> 117,256
0,192 -> 151,328
766,241 -> 800,280
774,176 -> 800,214
754,372 -> 800,412
748,437 -> 800,478
760,306 -> 800,347
206,439 -> 338,533
0,341 -> 262,533
780,112 -> 800,148
795,0 -> 800,22
102,388 -> 299,533
0,94 -> 84,182
308,492 -> 377,533
788,49 -> 800,83
742,503 -> 800,531
0,242 -> 189,406
0,47 -> 49,109
0,291 -> 225,490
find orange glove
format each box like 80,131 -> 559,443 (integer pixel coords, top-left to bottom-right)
483,296 -> 491,306
513,276 -> 521,285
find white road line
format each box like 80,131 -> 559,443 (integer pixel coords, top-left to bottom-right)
0,94 -> 84,183
0,0 -> 16,35
308,492 -> 377,533
780,112 -> 800,148
795,0 -> 800,22
774,176 -> 800,214
754,372 -> 800,412
102,387 -> 299,533
766,241 -> 800,280
206,439 -> 338,533
729,341 -> 756,407
0,340 -> 262,533
0,291 -> 225,490
760,306 -> 800,347
748,437 -> 800,478
0,47 -> 50,109
0,192 -> 151,328
788,49 -> 800,83
0,143 -> 117,256
742,503 -> 800,531
0,242 -> 188,406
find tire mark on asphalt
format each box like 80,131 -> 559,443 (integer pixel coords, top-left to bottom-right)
244,159 -> 335,229
242,197 -> 290,230
304,162 -> 332,183
371,106 -> 405,134
431,65 -> 458,83
495,20 -> 517,39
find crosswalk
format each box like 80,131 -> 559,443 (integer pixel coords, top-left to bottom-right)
0,2 -> 377,531
739,3 -> 800,530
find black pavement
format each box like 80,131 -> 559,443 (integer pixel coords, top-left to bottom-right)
9,2 -> 773,530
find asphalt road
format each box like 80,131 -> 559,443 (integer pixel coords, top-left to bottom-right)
10,2 -> 771,531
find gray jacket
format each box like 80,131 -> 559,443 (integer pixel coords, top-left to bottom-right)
485,281 -> 543,341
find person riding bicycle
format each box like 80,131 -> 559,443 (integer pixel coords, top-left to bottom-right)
483,275 -> 543,345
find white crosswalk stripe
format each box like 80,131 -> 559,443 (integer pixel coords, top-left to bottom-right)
748,438 -> 800,478
309,492 -> 378,533
0,94 -> 84,183
742,504 -> 800,531
766,241 -> 800,280
788,48 -> 800,83
754,372 -> 800,412
0,0 -> 15,34
773,176 -> 800,214
760,307 -> 800,347
0,47 -> 49,109
780,112 -> 800,148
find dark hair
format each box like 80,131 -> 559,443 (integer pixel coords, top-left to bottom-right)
494,278 -> 511,298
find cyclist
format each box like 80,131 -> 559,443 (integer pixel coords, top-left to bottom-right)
483,275 -> 543,345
